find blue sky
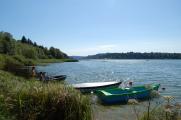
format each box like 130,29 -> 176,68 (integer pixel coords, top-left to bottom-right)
0,0 -> 181,56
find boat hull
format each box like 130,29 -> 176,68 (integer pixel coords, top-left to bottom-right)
51,75 -> 67,81
45,75 -> 67,81
73,81 -> 122,93
96,84 -> 160,104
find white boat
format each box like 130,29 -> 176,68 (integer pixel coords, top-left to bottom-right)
72,81 -> 122,93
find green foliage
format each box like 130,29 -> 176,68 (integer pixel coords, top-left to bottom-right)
0,95 -> 16,120
4,56 -> 23,70
3,56 -> 24,74
0,70 -> 92,120
15,42 -> 37,59
21,36 -> 27,43
0,54 -> 35,77
0,31 -> 69,60
0,32 -> 15,55
0,54 -> 6,69
22,47 -> 37,59
49,47 -> 68,59
13,55 -> 36,66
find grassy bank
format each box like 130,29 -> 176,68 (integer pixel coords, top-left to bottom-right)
37,58 -> 78,65
0,70 -> 92,120
0,54 -> 78,71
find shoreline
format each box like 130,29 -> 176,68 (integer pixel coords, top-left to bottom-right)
36,58 -> 78,66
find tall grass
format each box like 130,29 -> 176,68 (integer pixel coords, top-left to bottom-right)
138,96 -> 181,120
0,70 -> 92,120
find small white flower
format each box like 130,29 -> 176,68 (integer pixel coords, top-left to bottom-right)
164,108 -> 172,113
163,96 -> 174,100
128,99 -> 139,105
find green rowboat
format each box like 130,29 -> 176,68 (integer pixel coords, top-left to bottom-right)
96,84 -> 160,104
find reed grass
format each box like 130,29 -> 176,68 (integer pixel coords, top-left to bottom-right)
0,70 -> 92,120
138,97 -> 181,120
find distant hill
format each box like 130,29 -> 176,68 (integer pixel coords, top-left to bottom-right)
85,52 -> 181,59
69,56 -> 85,60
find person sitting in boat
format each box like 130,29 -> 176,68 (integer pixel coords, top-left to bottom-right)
39,72 -> 45,81
120,80 -> 133,89
128,81 -> 133,87
126,81 -> 133,88
42,72 -> 49,81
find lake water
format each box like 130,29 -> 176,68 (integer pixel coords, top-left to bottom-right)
37,60 -> 181,120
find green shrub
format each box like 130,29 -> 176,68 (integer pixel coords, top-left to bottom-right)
4,57 -> 24,73
13,55 -> 36,66
23,48 -> 37,59
0,70 -> 92,120
0,94 -> 16,120
0,54 -> 6,69
23,59 -> 36,66
3,57 -> 32,77
10,85 -> 92,120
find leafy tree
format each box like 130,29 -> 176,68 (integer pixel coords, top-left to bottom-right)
49,47 -> 66,59
0,32 -> 15,55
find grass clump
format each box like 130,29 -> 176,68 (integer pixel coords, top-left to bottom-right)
0,70 -> 92,120
139,96 -> 181,120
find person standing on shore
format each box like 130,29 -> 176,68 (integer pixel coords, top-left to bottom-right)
32,65 -> 36,77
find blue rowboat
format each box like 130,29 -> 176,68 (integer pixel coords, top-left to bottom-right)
96,84 -> 160,104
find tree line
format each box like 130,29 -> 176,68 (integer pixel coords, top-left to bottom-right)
0,31 -> 69,59
86,52 -> 181,59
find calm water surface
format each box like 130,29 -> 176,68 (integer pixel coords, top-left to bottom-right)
37,60 -> 181,120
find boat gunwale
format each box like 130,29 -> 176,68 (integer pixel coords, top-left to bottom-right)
98,89 -> 152,97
